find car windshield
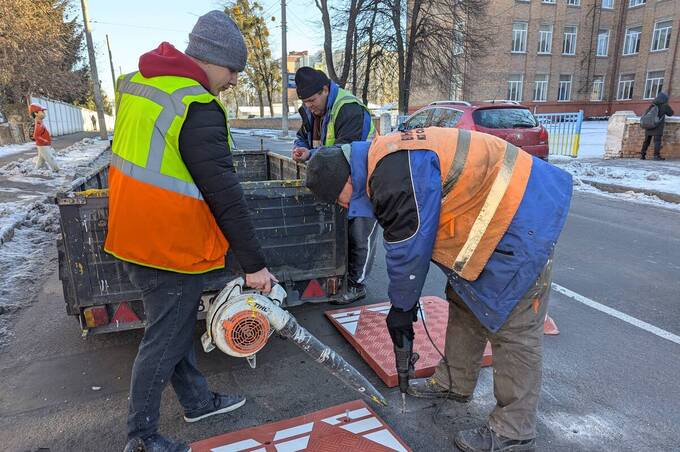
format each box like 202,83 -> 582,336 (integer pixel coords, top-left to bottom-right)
473,108 -> 538,129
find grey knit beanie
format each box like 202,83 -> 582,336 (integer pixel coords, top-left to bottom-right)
186,10 -> 248,72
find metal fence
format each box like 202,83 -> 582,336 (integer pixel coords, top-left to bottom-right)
536,110 -> 584,157
29,96 -> 114,137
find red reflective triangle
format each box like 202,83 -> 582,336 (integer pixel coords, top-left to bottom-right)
112,302 -> 140,324
302,279 -> 325,299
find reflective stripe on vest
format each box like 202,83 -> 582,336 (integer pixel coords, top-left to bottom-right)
366,127 -> 533,281
325,88 -> 375,146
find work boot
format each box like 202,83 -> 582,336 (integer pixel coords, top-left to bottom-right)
331,283 -> 366,305
640,154 -> 646,160
123,434 -> 190,452
653,155 -> 665,161
454,425 -> 535,452
407,377 -> 472,402
184,392 -> 246,423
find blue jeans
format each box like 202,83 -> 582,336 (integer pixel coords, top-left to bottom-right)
124,262 -> 213,440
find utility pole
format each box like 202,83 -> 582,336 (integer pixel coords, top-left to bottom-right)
106,34 -> 117,113
80,0 -> 108,139
281,0 -> 288,137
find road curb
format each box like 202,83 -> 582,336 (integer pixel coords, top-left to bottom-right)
581,179 -> 680,204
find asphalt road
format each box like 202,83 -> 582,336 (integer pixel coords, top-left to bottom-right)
0,150 -> 679,451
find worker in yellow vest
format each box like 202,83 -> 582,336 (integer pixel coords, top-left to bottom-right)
306,128 -> 573,452
105,11 -> 276,452
292,67 -> 378,304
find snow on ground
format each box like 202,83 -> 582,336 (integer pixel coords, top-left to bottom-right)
571,178 -> 680,211
0,142 -> 35,159
0,138 -> 110,345
555,159 -> 680,196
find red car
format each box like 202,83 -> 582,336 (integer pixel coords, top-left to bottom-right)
398,100 -> 550,160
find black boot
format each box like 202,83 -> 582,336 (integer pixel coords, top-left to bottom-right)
653,155 -> 665,161
454,424 -> 536,452
331,282 -> 366,305
640,154 -> 646,160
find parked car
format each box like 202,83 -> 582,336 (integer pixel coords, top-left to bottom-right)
398,100 -> 549,160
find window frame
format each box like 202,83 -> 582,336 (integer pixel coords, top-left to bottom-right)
533,74 -> 549,102
643,71 -> 665,100
558,74 -> 573,101
563,25 -> 578,55
567,0 -> 581,6
591,76 -> 605,101
602,0 -> 614,9
538,24 -> 554,54
617,74 -> 635,100
623,26 -> 642,55
650,20 -> 672,52
508,74 -> 524,102
542,0 -> 556,4
628,0 -> 646,8
597,29 -> 610,57
512,21 -> 529,53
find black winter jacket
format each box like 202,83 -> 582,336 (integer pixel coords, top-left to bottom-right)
295,102 -> 367,148
644,92 -> 675,137
178,101 -> 267,273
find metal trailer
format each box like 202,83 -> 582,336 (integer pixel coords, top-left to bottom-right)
55,150 -> 348,335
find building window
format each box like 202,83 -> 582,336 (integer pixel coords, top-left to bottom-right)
563,26 -> 578,55
542,0 -> 556,3
538,24 -> 553,54
644,71 -> 664,99
629,0 -> 645,7
623,27 -> 642,55
651,20 -> 672,52
534,75 -> 549,102
591,76 -> 605,101
597,29 -> 610,56
508,74 -> 524,101
617,74 -> 635,100
512,22 -> 528,53
602,0 -> 614,9
558,75 -> 572,101
567,0 -> 580,5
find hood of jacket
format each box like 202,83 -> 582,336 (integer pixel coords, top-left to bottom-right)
138,42 -> 210,91
653,92 -> 669,105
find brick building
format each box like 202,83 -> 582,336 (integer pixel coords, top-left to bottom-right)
411,0 -> 680,117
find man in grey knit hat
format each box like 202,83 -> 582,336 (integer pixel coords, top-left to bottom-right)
118,10 -> 276,452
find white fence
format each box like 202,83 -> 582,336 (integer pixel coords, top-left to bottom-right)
29,96 -> 114,137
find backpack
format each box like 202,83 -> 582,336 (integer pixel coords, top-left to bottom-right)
640,105 -> 661,129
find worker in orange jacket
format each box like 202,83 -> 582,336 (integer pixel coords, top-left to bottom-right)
29,103 -> 59,172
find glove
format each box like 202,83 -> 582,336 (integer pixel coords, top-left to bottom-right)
386,305 -> 418,348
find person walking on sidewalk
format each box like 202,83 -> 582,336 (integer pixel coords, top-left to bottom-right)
105,11 -> 276,452
29,103 -> 59,172
640,92 -> 674,160
292,67 -> 378,304
305,127 -> 573,452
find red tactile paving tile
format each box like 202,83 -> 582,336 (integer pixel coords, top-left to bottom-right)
326,297 -> 558,387
191,400 -> 411,452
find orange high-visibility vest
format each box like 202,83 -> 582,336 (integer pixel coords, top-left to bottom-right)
104,72 -> 231,274
367,127 -> 534,281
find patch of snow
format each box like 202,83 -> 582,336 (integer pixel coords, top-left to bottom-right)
0,142 -> 35,159
556,160 -> 680,196
0,138 -> 110,345
572,178 -> 680,211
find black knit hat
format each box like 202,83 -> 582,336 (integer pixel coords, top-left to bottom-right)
295,67 -> 330,99
305,146 -> 350,204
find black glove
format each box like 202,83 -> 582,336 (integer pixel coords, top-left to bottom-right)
386,305 -> 418,348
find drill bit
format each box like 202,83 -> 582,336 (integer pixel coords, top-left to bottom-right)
401,393 -> 406,414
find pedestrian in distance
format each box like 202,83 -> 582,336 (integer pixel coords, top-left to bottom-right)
639,92 -> 674,161
28,103 -> 59,172
105,10 -> 276,452
292,67 -> 378,305
305,127 -> 573,452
